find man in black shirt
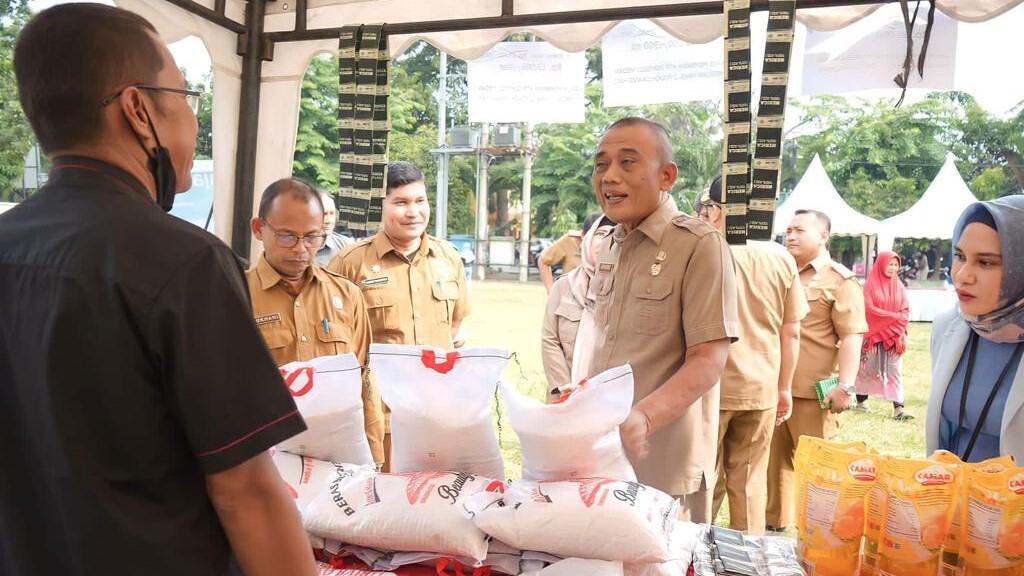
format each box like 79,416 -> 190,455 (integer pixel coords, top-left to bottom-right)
0,4 -> 316,575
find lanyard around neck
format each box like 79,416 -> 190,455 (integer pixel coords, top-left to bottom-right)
953,331 -> 1024,461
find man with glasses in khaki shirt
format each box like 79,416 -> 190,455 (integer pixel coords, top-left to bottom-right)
766,209 -> 867,531
697,177 -> 808,535
246,178 -> 385,467
584,118 -> 739,522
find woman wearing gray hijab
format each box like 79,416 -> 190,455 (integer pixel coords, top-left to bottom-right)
926,195 -> 1024,463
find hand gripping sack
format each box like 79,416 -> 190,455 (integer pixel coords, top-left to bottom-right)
501,364 -> 636,482
467,479 -> 679,563
302,464 -> 505,561
276,354 -> 374,466
370,345 -> 509,478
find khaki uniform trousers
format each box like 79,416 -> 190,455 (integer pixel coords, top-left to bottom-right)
766,397 -> 838,529
712,408 -> 776,534
676,482 -> 713,524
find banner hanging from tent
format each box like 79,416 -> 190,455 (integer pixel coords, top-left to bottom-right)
601,20 -> 723,107
801,3 -> 957,97
467,42 -> 586,124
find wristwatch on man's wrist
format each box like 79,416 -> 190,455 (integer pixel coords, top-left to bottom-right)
839,383 -> 856,397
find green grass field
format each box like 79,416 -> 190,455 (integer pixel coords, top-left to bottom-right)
462,279 -> 933,524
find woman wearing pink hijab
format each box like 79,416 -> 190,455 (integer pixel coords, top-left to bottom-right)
855,251 -> 913,419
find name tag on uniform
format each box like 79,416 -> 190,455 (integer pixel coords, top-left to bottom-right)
362,276 -> 390,288
598,262 -> 615,273
255,313 -> 281,326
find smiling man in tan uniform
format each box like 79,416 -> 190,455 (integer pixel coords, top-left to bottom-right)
585,117 -> 739,523
697,177 -> 807,535
246,178 -> 385,467
766,209 -> 867,531
329,162 -> 469,471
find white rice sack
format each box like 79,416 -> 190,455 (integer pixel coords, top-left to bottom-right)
521,558 -> 625,575
468,479 -> 679,563
502,364 -> 635,482
303,465 -> 504,561
370,345 -> 509,478
270,450 -> 342,511
276,354 -> 374,465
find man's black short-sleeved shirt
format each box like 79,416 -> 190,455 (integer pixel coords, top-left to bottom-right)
0,157 -> 306,575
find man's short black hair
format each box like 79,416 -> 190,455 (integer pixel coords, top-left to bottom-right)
603,117 -> 674,165
795,209 -> 832,233
258,178 -> 324,220
14,3 -> 164,153
386,161 -> 425,195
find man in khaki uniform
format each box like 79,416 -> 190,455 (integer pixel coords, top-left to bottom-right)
766,209 -> 867,531
246,178 -> 385,466
539,229 -> 583,291
329,162 -> 470,470
697,178 -> 808,535
585,117 -> 739,523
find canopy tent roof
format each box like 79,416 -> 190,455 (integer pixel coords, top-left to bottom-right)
774,154 -> 881,237
877,153 -> 980,250
114,0 -> 1022,257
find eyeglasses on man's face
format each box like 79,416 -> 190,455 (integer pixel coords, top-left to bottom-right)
261,221 -> 327,249
101,85 -> 203,115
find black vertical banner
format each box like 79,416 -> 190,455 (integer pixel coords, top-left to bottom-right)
337,25 -> 363,234
722,0 -> 751,246
748,1 -> 796,240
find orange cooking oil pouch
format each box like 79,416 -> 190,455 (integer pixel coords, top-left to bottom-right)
932,452 -> 1016,576
795,438 -> 876,576
875,457 -> 961,576
860,456 -> 892,576
961,466 -> 1024,576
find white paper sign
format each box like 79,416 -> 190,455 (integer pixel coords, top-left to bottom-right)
801,3 -> 957,96
468,42 -> 586,124
601,20 -> 723,107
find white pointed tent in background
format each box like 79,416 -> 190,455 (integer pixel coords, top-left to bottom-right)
774,154 -> 881,237
878,153 -> 980,251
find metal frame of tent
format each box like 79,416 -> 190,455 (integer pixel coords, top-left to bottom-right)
156,0 -> 902,256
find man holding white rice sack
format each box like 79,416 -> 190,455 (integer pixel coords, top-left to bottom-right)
584,117 -> 739,523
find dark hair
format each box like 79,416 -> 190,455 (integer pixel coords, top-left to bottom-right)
258,178 -> 324,220
795,209 -> 832,233
386,161 -> 425,195
14,3 -> 164,153
604,117 -> 674,165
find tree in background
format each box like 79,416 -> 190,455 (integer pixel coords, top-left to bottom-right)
0,0 -> 33,201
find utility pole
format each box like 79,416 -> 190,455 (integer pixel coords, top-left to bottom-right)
474,125 -> 490,280
434,51 -> 449,239
518,124 -> 534,283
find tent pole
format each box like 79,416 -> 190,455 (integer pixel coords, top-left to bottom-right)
230,0 -> 268,258
265,0 -> 901,43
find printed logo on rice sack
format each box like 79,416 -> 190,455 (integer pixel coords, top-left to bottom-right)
300,456 -> 316,486
437,473 -> 477,504
915,465 -> 955,486
403,472 -> 448,505
1010,472 -> 1024,495
613,481 -> 644,507
849,458 -> 878,482
280,366 -> 315,397
527,484 -> 552,504
575,479 -> 616,508
485,480 -> 505,494
328,475 -> 356,517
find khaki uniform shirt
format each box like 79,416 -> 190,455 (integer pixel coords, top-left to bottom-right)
541,274 -> 582,391
791,252 -> 868,399
246,256 -> 385,463
588,198 -> 739,496
721,241 -> 809,411
539,232 -> 583,275
328,232 -> 469,350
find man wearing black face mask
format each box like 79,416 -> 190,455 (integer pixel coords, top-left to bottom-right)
0,4 -> 317,576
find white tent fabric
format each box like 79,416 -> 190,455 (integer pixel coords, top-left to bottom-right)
878,153 -> 980,250
774,154 -> 881,237
113,0 -> 1021,254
